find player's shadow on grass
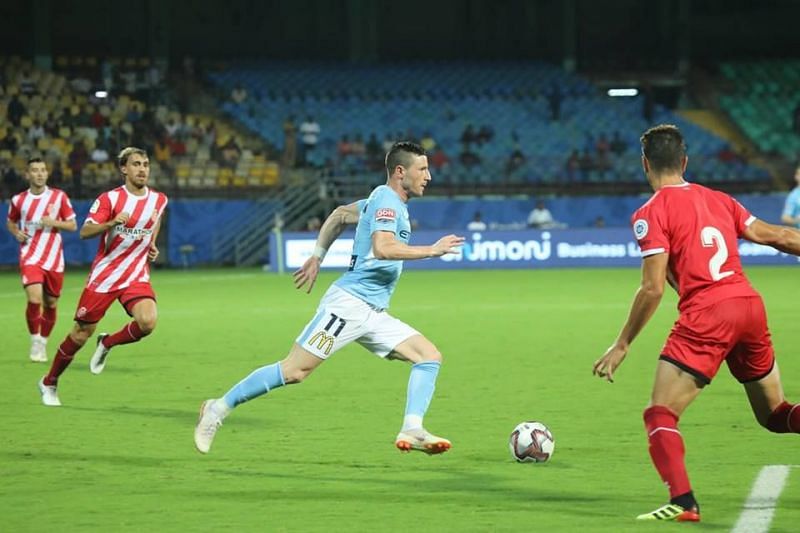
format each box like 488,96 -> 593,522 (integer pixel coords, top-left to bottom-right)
66,404 -> 266,427
200,465 -> 600,506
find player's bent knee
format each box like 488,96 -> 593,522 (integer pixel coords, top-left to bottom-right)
137,317 -> 157,335
422,349 -> 443,363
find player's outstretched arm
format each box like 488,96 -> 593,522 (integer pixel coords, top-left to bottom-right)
743,219 -> 800,256
593,252 -> 668,383
372,231 -> 464,261
293,202 -> 361,293
80,212 -> 130,239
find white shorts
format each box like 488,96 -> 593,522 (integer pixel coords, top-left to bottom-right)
296,285 -> 419,360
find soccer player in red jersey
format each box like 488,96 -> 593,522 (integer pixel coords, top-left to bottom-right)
38,147 -> 168,406
6,157 -> 77,362
593,124 -> 800,522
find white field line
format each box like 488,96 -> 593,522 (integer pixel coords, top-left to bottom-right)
731,464 -> 797,533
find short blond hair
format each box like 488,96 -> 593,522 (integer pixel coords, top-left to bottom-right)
117,147 -> 148,169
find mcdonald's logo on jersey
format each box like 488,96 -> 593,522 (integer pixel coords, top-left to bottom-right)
308,331 -> 335,355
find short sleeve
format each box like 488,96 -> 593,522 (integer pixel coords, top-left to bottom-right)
59,193 -> 77,221
85,193 -> 112,225
730,197 -> 755,236
631,205 -> 668,257
369,191 -> 400,235
7,196 -> 21,223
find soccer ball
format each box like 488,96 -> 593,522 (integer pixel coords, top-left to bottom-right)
509,421 -> 555,463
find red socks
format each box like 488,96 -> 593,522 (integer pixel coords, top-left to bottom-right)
44,336 -> 82,386
102,321 -> 147,348
40,307 -> 57,338
766,401 -> 800,433
26,302 -> 41,335
643,405 -> 692,499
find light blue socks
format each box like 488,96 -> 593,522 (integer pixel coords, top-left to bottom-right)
223,362 -> 285,408
402,361 -> 441,431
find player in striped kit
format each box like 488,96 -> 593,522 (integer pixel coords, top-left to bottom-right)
6,157 -> 77,362
38,147 -> 168,406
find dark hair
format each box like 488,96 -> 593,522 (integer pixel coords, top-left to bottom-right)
385,141 -> 426,176
117,146 -> 148,168
27,156 -> 45,167
640,124 -> 686,174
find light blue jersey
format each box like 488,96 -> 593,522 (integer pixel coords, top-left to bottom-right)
783,187 -> 800,228
334,185 -> 411,310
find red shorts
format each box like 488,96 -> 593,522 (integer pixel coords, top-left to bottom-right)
74,282 -> 156,324
661,296 -> 775,384
21,265 -> 64,297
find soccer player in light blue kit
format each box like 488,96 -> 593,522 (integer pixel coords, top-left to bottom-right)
781,165 -> 800,229
195,141 -> 464,454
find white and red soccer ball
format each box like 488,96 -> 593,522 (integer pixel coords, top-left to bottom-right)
509,421 -> 555,463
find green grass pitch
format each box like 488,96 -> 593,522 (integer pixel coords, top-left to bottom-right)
1,266 -> 798,532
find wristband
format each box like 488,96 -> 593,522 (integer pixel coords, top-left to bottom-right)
312,245 -> 327,260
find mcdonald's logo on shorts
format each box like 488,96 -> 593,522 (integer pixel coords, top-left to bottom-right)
308,331 -> 335,355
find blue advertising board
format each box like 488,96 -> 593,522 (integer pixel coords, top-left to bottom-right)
273,228 -> 799,271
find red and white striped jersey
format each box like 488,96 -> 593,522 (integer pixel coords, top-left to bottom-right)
7,187 -> 76,273
85,186 -> 168,293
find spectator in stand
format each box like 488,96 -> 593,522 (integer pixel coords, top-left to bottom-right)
165,118 -> 181,138
506,147 -> 526,176
305,216 -> 322,232
2,160 -> 23,199
366,133 -> 382,170
467,212 -> 487,231
91,144 -> 110,164
299,115 -> 320,167
282,115 -> 297,169
527,200 -> 555,229
220,138 -> 241,169
44,113 -> 59,137
596,134 -> 610,157
594,215 -> 606,228
579,148 -> 595,180
351,134 -> 366,167
460,124 -> 477,148
90,107 -> 106,129
336,135 -> 352,165
154,136 -> 172,175
565,149 -> 580,181
610,131 -> 627,156
28,120 -> 46,143
420,131 -> 436,152
476,125 -> 494,145
7,94 -> 26,127
596,151 -> 612,173
19,69 -> 37,95
429,147 -> 450,171
1,130 -> 19,152
382,134 -> 395,153
459,146 -> 481,168
547,82 -> 562,121
126,104 -> 142,123
68,142 -> 89,198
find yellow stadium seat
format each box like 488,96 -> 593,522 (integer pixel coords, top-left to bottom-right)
262,163 -> 280,186
36,137 -> 51,151
217,168 -> 233,186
